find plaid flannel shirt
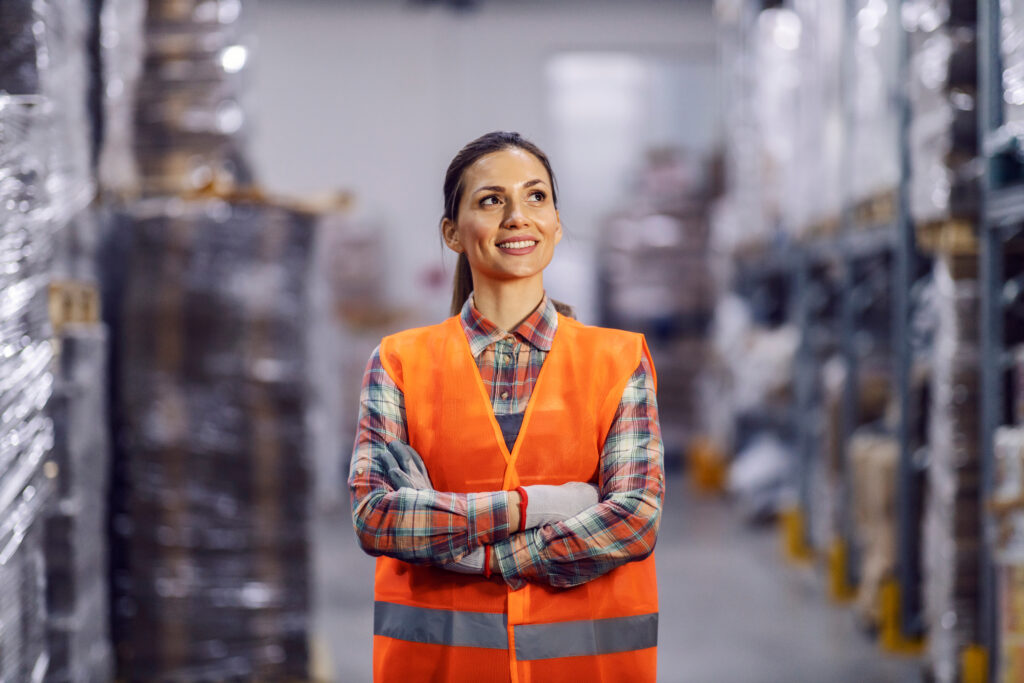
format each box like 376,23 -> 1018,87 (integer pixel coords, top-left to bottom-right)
348,294 -> 664,589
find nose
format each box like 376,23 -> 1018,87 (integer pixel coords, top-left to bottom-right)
502,197 -> 529,230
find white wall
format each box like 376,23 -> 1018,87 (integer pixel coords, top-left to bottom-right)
250,0 -> 717,321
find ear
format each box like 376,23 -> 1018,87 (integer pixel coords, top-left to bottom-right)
553,210 -> 562,246
441,217 -> 463,253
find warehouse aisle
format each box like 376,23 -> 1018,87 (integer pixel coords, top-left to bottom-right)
313,471 -> 922,683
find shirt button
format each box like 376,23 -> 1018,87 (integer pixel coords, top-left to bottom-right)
500,391 -> 509,400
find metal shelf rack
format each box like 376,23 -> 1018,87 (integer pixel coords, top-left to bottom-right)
979,0 -> 1024,677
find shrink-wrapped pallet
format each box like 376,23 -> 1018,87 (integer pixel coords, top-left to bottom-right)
110,197 -> 322,680
133,0 -> 253,195
923,258 -> 983,683
849,0 -> 901,212
0,95 -> 59,682
905,0 -> 980,224
788,0 -> 843,237
993,427 -> 1024,682
45,323 -> 113,683
1000,0 -> 1024,135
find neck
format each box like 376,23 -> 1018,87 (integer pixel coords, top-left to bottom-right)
470,276 -> 545,332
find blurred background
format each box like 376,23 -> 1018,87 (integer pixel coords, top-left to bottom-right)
4,0 -> 1024,681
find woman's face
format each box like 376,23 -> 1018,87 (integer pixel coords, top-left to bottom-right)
442,147 -> 561,291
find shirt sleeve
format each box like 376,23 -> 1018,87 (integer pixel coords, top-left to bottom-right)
490,353 -> 664,589
348,345 -> 518,566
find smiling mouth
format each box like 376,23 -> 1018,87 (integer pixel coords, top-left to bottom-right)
496,239 -> 538,250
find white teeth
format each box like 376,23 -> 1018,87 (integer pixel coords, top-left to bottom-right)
498,240 -> 537,249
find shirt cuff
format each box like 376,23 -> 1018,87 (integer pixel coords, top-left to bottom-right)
466,490 -> 519,546
490,528 -> 545,590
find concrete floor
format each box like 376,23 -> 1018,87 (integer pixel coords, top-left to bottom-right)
312,472 -> 922,683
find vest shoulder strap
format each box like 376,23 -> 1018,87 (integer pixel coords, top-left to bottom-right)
378,317 -> 460,393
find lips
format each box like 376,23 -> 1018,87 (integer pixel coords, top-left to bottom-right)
496,238 -> 539,255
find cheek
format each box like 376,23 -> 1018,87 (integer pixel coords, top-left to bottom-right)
459,219 -> 494,247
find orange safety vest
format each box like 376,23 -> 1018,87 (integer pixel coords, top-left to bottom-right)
373,313 -> 659,683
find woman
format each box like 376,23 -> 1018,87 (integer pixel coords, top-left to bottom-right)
349,131 -> 664,682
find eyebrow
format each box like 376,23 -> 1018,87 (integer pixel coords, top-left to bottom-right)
472,179 -> 548,194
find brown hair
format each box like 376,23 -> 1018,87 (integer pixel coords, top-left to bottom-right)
441,131 -> 574,318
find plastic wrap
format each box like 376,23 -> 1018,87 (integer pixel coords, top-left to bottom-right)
45,324 -> 113,683
131,0 -> 253,195
0,93 -> 59,683
1015,345 -> 1024,424
993,426 -> 1024,681
0,0 -> 95,220
713,6 -> 768,254
110,197 -> 318,680
849,0 -> 901,206
0,0 -> 41,95
906,2 -> 980,224
1002,0 -> 1024,138
788,0 -> 843,236
98,0 -> 146,194
923,258 -> 982,683
0,477 -> 52,683
38,0 -> 94,224
753,7 -> 802,242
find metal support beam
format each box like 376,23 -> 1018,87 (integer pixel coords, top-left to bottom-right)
893,0 -> 924,640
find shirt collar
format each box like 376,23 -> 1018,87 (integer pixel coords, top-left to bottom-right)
459,293 -> 558,357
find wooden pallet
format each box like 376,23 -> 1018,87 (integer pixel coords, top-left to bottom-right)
914,218 -> 978,256
48,280 -> 101,336
853,190 -> 898,230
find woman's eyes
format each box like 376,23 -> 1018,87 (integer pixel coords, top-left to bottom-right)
478,190 -> 546,207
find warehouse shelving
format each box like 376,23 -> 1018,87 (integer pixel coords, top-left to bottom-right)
979,0 -> 1024,676
723,0 -> 930,649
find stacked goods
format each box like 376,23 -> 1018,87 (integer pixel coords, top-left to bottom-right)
0,0 -> 95,222
712,1 -> 772,254
97,0 -> 146,194
992,427 -> 1024,681
789,0 -> 843,238
0,1 -> 40,95
133,0 -> 253,195
110,197 -> 318,680
3,4 -> 117,681
598,151 -> 712,460
751,6 -> 801,245
45,320 -> 113,683
849,0 -> 901,219
905,0 -> 979,225
999,0 -> 1024,137
923,258 -> 982,682
0,97 -> 58,682
850,432 -> 900,628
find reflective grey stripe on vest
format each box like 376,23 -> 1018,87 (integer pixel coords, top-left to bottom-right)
514,612 -> 659,661
374,601 -> 508,649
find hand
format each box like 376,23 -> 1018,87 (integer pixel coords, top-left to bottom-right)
521,482 -> 600,528
381,441 -> 433,490
443,546 -> 485,575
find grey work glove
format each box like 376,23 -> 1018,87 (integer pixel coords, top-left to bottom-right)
443,546 -> 485,575
380,441 -> 433,490
521,482 -> 600,529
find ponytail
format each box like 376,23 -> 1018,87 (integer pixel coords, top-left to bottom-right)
449,252 -> 474,316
